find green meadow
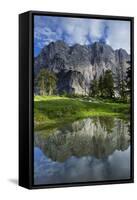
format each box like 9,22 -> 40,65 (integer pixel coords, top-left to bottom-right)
34,95 -> 130,131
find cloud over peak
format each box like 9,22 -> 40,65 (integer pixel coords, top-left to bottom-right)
34,16 -> 130,56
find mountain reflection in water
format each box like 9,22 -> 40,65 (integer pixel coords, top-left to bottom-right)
34,117 -> 131,185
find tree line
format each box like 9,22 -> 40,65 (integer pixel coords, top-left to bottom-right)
90,62 -> 131,101
35,63 -> 131,101
35,68 -> 57,96
90,70 -> 114,98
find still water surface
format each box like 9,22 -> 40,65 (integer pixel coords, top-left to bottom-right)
34,117 -> 130,185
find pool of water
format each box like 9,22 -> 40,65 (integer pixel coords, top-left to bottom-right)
34,117 -> 131,185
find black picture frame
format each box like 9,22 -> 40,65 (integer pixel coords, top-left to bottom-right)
19,10 -> 134,189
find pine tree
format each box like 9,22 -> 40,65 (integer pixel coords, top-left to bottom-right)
98,70 -> 114,98
103,70 -> 114,98
98,75 -> 104,97
126,61 -> 131,91
116,61 -> 127,101
36,68 -> 47,95
46,71 -> 57,95
90,76 -> 98,97
36,68 -> 57,95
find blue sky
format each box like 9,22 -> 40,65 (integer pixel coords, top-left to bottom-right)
34,16 -> 130,57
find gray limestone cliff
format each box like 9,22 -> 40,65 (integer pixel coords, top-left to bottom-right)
34,40 -> 130,95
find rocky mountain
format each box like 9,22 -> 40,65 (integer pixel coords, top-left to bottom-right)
34,40 -> 130,95
35,117 -> 130,161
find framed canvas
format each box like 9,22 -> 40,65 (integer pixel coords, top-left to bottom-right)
19,11 -> 134,189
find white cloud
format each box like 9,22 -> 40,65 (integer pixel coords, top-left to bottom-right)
34,16 -> 131,54
107,20 -> 130,53
88,19 -> 104,41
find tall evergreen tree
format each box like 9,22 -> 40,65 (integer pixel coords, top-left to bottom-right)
126,61 -> 131,91
120,61 -> 127,101
90,76 -> 98,97
103,70 -> 114,98
36,68 -> 57,95
98,75 -> 104,97
98,70 -> 114,98
90,70 -> 114,99
114,60 -> 129,101
36,68 -> 47,95
46,71 -> 57,95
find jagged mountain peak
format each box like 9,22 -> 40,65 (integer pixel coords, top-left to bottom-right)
48,40 -> 69,48
34,40 -> 130,95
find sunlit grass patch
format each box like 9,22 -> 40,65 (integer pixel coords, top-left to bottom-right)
34,96 -> 130,130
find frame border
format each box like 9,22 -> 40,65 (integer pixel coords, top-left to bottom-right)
28,11 -> 134,189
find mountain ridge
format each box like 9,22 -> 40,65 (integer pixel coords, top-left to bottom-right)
34,40 -> 130,95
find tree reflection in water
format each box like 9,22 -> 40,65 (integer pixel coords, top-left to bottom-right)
34,117 -> 131,185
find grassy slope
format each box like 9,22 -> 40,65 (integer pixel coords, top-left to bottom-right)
34,95 -> 130,130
